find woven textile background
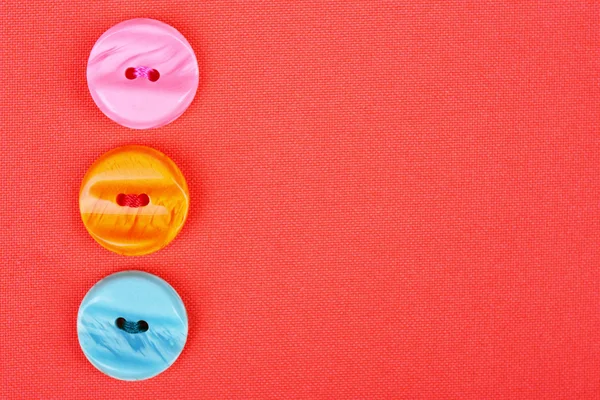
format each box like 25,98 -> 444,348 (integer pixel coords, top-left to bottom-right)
1,1 -> 599,399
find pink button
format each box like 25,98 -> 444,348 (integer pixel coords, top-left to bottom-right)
87,19 -> 199,129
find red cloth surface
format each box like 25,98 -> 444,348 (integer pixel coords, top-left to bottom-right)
1,2 -> 599,399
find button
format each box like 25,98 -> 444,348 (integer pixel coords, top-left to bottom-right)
87,18 -> 199,129
79,145 -> 189,256
78,271 -> 188,381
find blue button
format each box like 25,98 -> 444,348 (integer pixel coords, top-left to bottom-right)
77,271 -> 188,381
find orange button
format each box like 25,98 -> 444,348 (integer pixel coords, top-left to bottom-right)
79,145 -> 189,256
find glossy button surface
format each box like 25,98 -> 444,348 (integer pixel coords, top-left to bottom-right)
79,145 -> 189,256
87,18 -> 199,129
78,271 -> 188,381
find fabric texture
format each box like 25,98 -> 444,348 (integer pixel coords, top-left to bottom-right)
1,1 -> 599,399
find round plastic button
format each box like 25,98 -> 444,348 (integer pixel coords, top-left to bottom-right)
87,18 -> 199,129
78,271 -> 188,381
79,145 -> 190,256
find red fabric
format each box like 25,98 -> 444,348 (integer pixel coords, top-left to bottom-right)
1,2 -> 599,399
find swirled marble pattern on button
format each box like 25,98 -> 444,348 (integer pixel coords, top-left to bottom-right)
87,18 -> 199,129
79,145 -> 190,256
77,271 -> 188,381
